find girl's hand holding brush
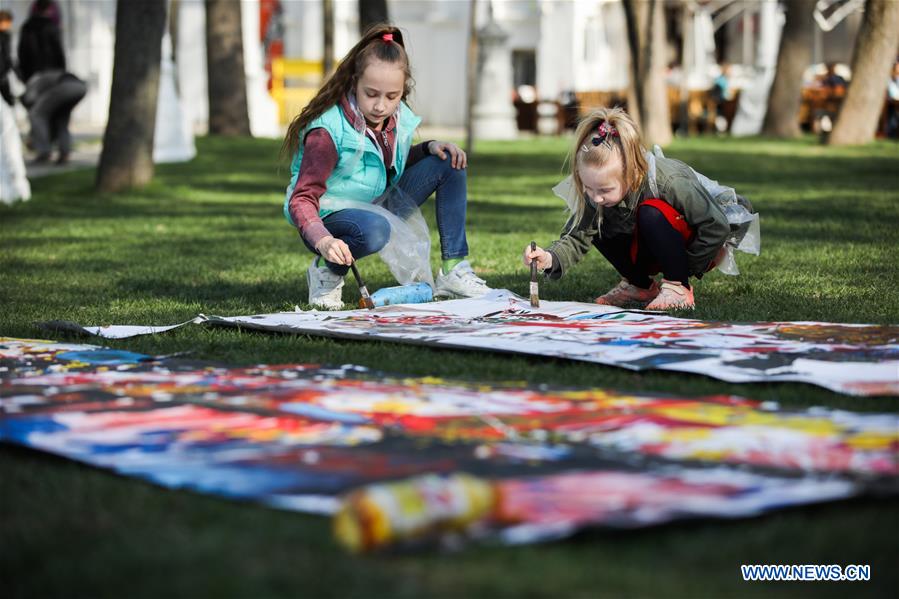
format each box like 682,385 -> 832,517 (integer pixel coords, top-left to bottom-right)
315,236 -> 354,265
522,243 -> 552,271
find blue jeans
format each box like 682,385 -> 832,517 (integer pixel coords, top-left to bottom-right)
305,155 -> 470,276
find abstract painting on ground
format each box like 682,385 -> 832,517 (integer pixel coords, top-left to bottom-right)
2,338 -> 896,550
62,290 -> 899,396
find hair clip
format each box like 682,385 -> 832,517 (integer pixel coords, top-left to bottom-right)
597,121 -> 619,140
382,33 -> 394,43
582,121 -> 619,150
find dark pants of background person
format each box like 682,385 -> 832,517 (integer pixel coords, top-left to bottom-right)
28,74 -> 86,159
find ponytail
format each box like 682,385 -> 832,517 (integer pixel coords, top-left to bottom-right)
281,24 -> 414,160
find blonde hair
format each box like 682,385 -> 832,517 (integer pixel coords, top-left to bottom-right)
281,24 -> 413,160
565,107 -> 647,229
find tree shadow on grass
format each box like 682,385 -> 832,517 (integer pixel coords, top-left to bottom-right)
4,194 -> 283,223
670,148 -> 898,192
461,200 -> 563,234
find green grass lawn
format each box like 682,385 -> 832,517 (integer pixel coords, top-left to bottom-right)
2,135 -> 898,598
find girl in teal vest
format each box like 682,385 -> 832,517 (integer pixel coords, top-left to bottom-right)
283,24 -> 491,309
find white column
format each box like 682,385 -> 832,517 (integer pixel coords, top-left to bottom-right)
536,0 -> 574,102
154,28 -> 196,163
690,7 -> 716,89
472,10 -> 517,140
177,0 -> 208,133
757,0 -> 780,69
0,101 -> 31,203
730,0 -> 784,136
242,0 -> 280,138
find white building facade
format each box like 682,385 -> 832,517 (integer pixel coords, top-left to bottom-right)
0,0 -> 862,134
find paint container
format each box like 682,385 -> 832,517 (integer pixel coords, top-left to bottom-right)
369,282 -> 433,307
333,473 -> 497,552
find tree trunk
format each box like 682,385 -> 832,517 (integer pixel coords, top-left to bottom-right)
358,0 -> 388,35
205,0 -> 251,136
323,0 -> 334,77
96,0 -> 167,193
170,0 -> 180,65
762,0 -> 815,138
829,0 -> 899,145
622,0 -> 671,146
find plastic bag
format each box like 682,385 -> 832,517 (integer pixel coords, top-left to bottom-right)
551,176 -> 578,214
374,185 -> 435,288
0,100 -> 31,204
324,187 -> 434,288
649,146 -> 760,275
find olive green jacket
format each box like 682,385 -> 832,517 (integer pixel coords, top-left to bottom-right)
546,155 -> 732,279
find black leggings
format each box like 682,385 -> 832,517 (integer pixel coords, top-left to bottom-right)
594,205 -> 690,289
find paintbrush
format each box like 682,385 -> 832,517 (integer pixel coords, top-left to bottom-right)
349,262 -> 375,310
529,241 -> 540,308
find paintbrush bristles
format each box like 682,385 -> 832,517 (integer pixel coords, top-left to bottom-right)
349,262 -> 375,310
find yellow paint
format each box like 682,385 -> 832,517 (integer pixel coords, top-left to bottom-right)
844,432 -> 899,450
371,397 -> 423,414
652,405 -> 841,435
362,494 -> 392,548
658,427 -> 714,441
686,449 -> 731,460
558,390 -> 620,402
412,376 -> 449,386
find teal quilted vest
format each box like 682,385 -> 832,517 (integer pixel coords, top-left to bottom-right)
283,101 -> 422,224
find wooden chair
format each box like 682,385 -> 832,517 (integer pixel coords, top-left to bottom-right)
575,90 -> 629,118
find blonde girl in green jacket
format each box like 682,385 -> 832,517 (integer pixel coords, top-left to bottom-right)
523,107 -> 755,310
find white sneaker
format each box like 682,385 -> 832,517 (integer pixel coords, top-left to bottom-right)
435,260 -> 491,298
307,258 -> 345,310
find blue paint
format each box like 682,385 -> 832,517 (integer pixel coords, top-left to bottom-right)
605,338 -> 654,347
280,403 -> 370,424
0,416 -> 69,442
56,349 -> 150,366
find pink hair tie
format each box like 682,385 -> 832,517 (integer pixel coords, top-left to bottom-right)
590,120 -> 619,146
382,33 -> 394,43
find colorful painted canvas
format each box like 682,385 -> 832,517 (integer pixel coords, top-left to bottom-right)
58,291 -> 899,396
2,337 -> 896,550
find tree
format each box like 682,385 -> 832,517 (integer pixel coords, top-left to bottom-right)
358,0 -> 388,34
205,0 -> 251,136
96,0 -> 167,193
762,0 -> 815,138
622,0 -> 671,146
829,0 -> 899,145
